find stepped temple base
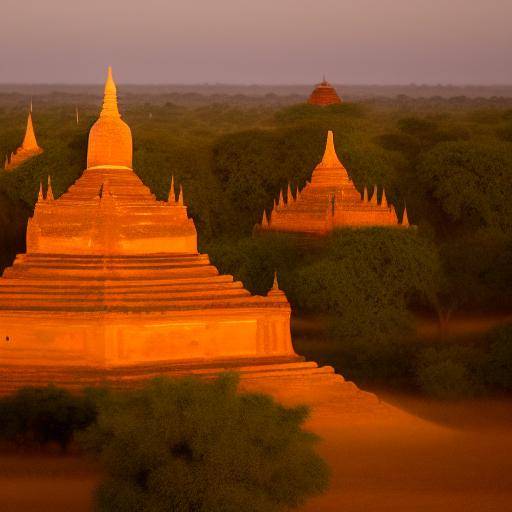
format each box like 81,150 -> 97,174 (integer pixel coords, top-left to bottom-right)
0,356 -> 399,422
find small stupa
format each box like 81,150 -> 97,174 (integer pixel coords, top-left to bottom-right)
255,131 -> 409,237
307,77 -> 342,106
4,109 -> 43,171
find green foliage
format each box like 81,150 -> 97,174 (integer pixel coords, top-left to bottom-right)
289,229 -> 440,340
416,141 -> 512,233
80,374 -> 329,512
0,386 -> 96,450
486,324 -> 512,391
416,345 -> 486,399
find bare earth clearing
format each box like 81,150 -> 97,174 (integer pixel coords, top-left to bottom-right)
1,394 -> 511,512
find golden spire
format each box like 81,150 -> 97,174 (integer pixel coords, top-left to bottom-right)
402,205 -> 409,227
21,111 -> 40,152
168,176 -> 176,203
37,181 -> 44,202
261,210 -> 269,227
100,66 -> 121,119
371,185 -> 378,205
381,189 -> 388,208
46,176 -> 54,201
320,131 -> 343,168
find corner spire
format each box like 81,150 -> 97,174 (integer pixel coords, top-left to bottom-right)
381,189 -> 388,208
362,187 -> 368,202
37,181 -> 44,202
371,185 -> 378,205
168,176 -> 176,203
402,205 -> 410,227
320,131 -> 343,168
178,185 -> 184,206
100,66 -> 120,119
46,176 -> 54,201
261,210 -> 269,227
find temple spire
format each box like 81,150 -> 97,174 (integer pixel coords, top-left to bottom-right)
287,182 -> 293,203
37,181 -> 44,202
46,176 -> 54,201
320,131 -> 343,168
178,185 -> 184,206
168,176 -> 176,203
362,187 -> 368,202
272,271 -> 279,290
22,111 -> 40,151
381,189 -> 388,208
261,210 -> 269,227
100,66 -> 121,119
402,205 -> 409,227
370,185 -> 378,205
278,189 -> 285,208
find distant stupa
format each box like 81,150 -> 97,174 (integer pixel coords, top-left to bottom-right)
255,131 -> 409,237
307,77 -> 342,106
4,110 -> 43,171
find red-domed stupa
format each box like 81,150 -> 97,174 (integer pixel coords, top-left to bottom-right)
307,77 -> 342,106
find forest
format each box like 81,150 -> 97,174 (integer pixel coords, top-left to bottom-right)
1,91 -> 511,399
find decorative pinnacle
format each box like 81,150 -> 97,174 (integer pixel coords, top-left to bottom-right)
46,176 -> 54,201
363,186 -> 368,202
261,210 -> 269,227
278,189 -> 284,208
371,185 -> 378,205
381,188 -> 388,208
402,204 -> 410,227
320,131 -> 343,168
178,185 -> 184,206
100,66 -> 120,119
168,175 -> 176,203
272,271 -> 279,290
37,181 -> 44,202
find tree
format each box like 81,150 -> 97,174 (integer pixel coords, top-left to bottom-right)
80,374 -> 329,512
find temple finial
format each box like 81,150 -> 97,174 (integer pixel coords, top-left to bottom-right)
178,185 -> 184,206
287,182 -> 293,203
261,210 -> 269,227
362,186 -> 368,202
76,105 -> 79,125
320,131 -> 343,168
46,176 -> 54,201
402,204 -> 409,227
371,185 -> 378,205
168,176 -> 176,203
381,188 -> 388,208
278,189 -> 284,208
30,98 -> 33,113
37,181 -> 44,202
272,271 -> 279,290
100,66 -> 120,118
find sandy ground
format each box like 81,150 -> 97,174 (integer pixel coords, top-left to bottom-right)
1,395 -> 511,512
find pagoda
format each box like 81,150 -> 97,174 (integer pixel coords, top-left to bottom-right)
255,131 -> 409,237
4,110 -> 44,171
0,67 -> 386,414
307,77 -> 342,106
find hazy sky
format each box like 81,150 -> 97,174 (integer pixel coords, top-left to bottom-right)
1,0 -> 511,84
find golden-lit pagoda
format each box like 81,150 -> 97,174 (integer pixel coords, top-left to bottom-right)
4,110 -> 43,171
255,131 -> 409,237
307,77 -> 342,106
0,69 -> 395,425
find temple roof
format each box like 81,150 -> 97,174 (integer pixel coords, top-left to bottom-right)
307,78 -> 342,106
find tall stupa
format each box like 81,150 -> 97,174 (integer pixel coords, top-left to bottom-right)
0,68 -> 384,413
4,110 -> 43,171
255,131 -> 409,237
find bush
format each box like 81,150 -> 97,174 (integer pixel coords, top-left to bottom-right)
486,324 -> 512,391
79,374 -> 329,512
0,385 -> 96,450
415,345 -> 486,399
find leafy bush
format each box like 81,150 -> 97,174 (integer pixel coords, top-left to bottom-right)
0,385 -> 96,450
486,324 -> 512,391
79,374 -> 329,512
415,345 -> 486,399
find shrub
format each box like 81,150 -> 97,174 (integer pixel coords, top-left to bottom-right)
79,374 -> 329,512
415,345 -> 486,399
0,385 -> 96,450
486,324 -> 512,391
